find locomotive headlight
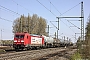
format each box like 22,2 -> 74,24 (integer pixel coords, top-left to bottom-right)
14,40 -> 17,42
21,40 -> 24,42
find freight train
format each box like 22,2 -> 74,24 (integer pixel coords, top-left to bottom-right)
13,32 -> 60,50
13,32 -> 73,50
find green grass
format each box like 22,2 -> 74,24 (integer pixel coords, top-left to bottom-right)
71,52 -> 82,60
0,49 -> 6,53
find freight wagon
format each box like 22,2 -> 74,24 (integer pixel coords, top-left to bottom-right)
42,35 -> 54,47
42,35 -> 60,47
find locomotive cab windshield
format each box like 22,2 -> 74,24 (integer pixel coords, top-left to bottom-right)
15,35 -> 24,39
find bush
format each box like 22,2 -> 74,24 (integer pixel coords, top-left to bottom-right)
71,52 -> 82,60
0,49 -> 6,53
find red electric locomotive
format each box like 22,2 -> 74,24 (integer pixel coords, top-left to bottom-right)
13,32 -> 44,50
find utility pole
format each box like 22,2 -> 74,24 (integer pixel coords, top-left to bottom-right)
28,14 -> 30,33
81,1 -> 84,41
67,37 -> 68,40
21,16 -> 22,32
47,25 -> 53,36
55,32 -> 56,39
56,2 -> 84,41
20,18 -> 22,32
64,36 -> 65,42
47,25 -> 49,36
56,17 -> 59,39
57,18 -> 59,39
19,18 -> 22,32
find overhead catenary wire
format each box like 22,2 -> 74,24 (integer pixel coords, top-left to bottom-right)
66,19 -> 81,30
48,0 -> 62,15
36,0 -> 56,17
48,0 -> 80,16
11,0 -> 34,14
60,3 -> 81,16
0,0 -> 80,34
0,5 -> 21,15
60,20 -> 75,33
36,0 -> 80,34
0,17 -> 13,22
0,17 -> 13,34
50,21 -> 58,29
0,28 -> 12,32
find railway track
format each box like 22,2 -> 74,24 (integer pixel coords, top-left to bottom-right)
0,47 -> 66,60
37,48 -> 76,60
0,46 -> 76,60
38,50 -> 68,60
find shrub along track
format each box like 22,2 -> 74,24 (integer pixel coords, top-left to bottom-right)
0,47 -> 76,60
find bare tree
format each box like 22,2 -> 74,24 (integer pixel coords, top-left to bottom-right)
13,14 -> 48,36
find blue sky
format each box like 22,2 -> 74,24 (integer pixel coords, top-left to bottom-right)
0,0 -> 90,43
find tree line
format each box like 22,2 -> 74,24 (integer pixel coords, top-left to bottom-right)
12,14 -> 48,36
